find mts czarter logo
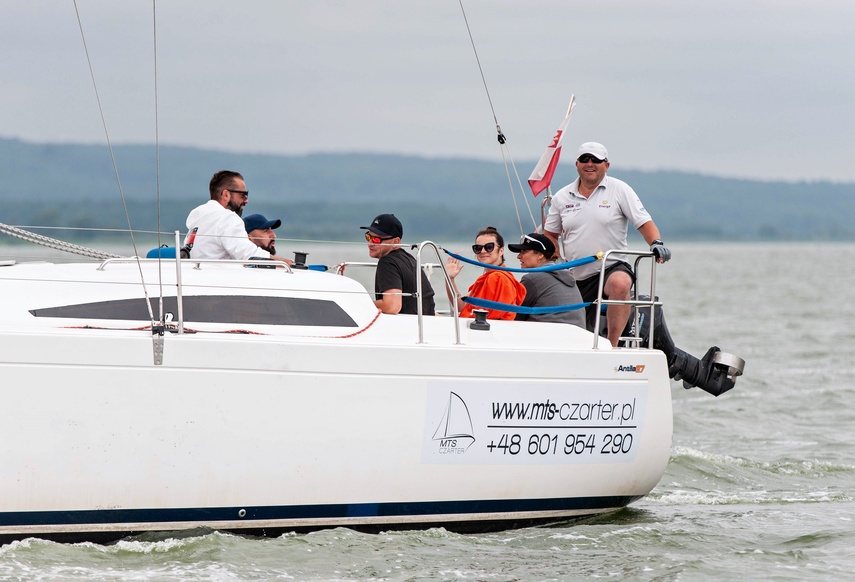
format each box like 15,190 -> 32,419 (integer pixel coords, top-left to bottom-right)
615,364 -> 645,373
431,391 -> 475,454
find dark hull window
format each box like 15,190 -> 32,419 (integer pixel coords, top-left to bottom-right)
29,295 -> 358,327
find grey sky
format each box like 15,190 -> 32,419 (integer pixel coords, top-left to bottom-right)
3,1 -> 854,182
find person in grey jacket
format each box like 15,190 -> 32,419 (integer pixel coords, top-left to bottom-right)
508,233 -> 586,328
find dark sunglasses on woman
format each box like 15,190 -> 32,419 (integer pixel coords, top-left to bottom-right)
472,242 -> 496,254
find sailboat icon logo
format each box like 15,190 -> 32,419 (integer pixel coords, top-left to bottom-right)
431,391 -> 476,454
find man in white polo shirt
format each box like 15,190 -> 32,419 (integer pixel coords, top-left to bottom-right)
544,142 -> 670,347
184,170 -> 290,264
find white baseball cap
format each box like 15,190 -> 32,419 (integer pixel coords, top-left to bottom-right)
577,142 -> 609,161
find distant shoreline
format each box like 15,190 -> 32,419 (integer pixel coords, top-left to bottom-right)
5,139 -> 855,241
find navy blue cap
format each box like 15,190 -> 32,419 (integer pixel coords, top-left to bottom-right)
243,214 -> 281,233
360,214 -> 403,238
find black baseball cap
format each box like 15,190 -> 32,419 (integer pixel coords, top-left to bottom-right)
360,214 -> 403,238
508,233 -> 555,256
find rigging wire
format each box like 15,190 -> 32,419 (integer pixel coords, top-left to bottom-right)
458,0 -> 503,145
72,0 -> 157,324
152,0 -> 165,324
457,0 -> 539,236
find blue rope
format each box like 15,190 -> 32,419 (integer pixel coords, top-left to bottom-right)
443,249 -> 600,273
463,295 -> 591,314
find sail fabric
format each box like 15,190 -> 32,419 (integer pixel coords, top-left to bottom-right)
527,95 -> 576,197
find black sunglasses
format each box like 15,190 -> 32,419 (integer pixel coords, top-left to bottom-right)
472,242 -> 497,254
227,189 -> 249,198
577,155 -> 605,164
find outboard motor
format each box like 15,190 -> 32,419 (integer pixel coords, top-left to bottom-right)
628,297 -> 745,397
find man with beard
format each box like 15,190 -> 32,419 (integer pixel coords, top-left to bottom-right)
184,170 -> 290,263
243,213 -> 284,267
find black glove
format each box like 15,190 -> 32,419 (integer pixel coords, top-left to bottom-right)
650,239 -> 671,262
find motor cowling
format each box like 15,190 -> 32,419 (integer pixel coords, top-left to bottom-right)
628,298 -> 745,397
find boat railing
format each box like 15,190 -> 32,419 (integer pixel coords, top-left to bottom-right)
333,247 -> 460,345
97,257 -> 297,334
592,249 -> 662,350
330,260 -> 445,317
96,257 -> 294,273
335,246 -> 662,350
96,242 -> 659,351
330,262 -> 443,277
414,241 -> 462,345
97,231 -> 298,335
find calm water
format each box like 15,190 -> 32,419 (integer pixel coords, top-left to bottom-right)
1,241 -> 853,581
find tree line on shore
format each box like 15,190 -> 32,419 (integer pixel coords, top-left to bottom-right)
4,137 -> 855,243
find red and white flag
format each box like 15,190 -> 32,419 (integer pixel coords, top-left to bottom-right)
527,95 -> 576,197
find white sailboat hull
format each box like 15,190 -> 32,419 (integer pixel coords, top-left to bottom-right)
0,260 -> 672,541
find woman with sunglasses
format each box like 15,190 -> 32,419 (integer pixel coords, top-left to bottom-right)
445,226 -> 526,320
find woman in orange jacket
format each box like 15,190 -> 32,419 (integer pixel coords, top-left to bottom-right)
445,226 -> 526,320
